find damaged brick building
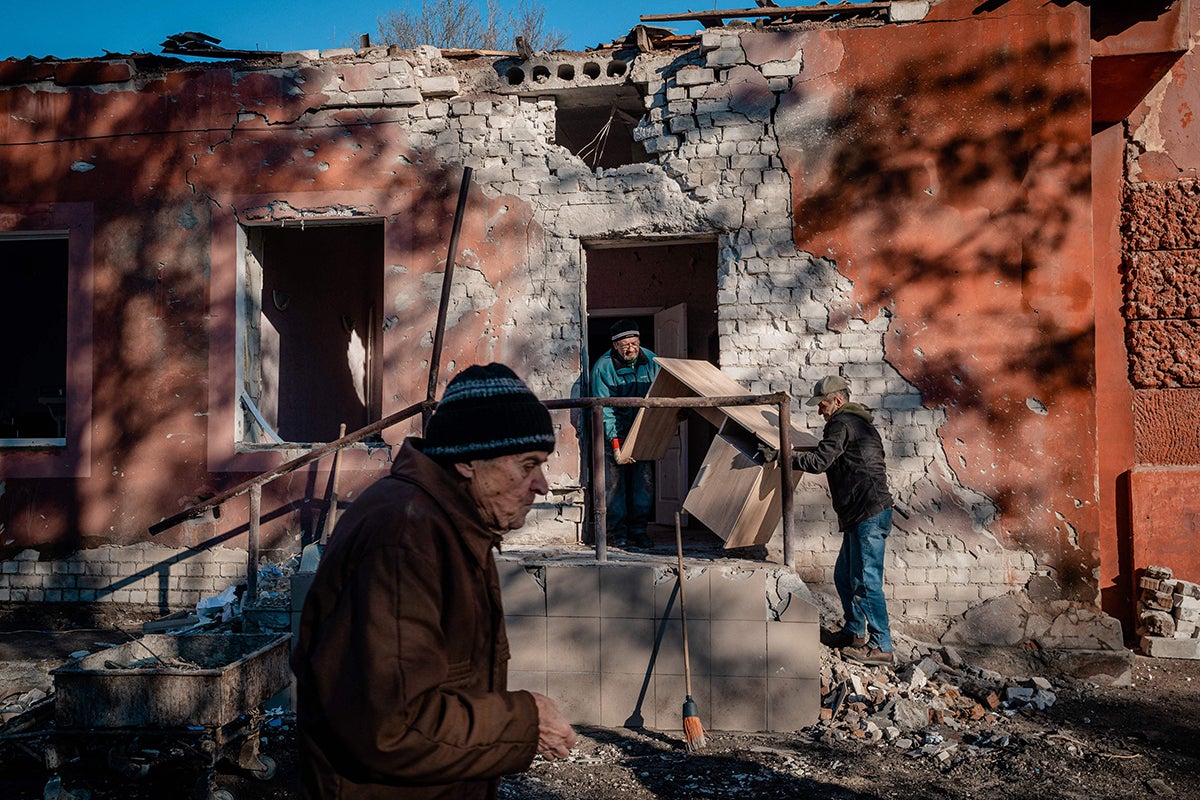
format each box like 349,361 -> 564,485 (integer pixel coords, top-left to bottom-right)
0,0 -> 1197,660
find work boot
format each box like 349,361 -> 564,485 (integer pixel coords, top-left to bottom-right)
842,646 -> 894,666
824,629 -> 868,649
628,532 -> 654,549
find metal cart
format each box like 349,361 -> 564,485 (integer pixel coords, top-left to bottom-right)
0,633 -> 290,800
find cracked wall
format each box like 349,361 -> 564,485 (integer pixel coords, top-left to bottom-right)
0,0 -> 1103,631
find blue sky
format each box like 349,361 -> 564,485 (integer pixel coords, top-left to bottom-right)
0,1 -> 732,60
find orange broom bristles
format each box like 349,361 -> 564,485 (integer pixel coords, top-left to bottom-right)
682,697 -> 707,752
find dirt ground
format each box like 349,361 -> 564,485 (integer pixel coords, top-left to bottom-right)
2,603 -> 1199,800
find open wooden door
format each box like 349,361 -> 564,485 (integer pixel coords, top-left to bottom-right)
653,303 -> 688,525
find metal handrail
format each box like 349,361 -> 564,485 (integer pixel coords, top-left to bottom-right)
149,392 -> 798,597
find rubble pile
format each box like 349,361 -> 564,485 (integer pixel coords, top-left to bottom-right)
1137,565 -> 1200,660
252,558 -> 299,608
815,642 -> 1057,765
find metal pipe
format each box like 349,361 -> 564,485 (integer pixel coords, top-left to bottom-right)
247,484 -> 261,602
544,393 -> 788,410
425,166 -> 474,431
591,406 -> 607,562
779,398 -> 795,569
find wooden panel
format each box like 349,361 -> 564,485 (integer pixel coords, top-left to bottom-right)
622,370 -> 691,461
683,434 -> 756,543
654,357 -> 750,397
655,358 -> 817,449
684,432 -> 804,548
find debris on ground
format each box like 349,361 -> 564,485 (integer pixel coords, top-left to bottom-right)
812,636 -> 1058,766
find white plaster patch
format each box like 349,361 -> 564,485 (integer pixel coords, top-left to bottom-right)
1129,71 -> 1174,181
1026,397 -> 1049,415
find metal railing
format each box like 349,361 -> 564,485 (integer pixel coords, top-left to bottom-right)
148,392 -> 798,598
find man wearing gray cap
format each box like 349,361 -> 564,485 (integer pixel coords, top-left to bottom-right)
792,374 -> 895,665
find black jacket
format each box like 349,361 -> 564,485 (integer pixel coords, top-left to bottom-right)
793,403 -> 893,531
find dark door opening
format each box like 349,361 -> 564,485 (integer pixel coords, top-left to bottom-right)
242,222 -> 383,445
585,240 -> 719,534
0,237 -> 68,443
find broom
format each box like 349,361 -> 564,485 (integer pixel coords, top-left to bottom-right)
675,511 -> 707,752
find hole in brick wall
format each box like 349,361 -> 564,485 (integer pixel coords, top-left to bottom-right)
557,64 -> 575,81
532,65 -> 550,83
582,61 -> 601,79
554,86 -> 651,169
607,60 -> 627,78
505,67 -> 525,85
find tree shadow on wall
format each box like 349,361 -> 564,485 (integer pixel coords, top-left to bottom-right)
778,30 -> 1097,594
0,59 -> 567,600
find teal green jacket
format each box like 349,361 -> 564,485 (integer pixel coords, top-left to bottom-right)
590,347 -> 659,442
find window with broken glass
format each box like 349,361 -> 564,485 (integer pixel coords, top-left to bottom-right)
237,222 -> 385,448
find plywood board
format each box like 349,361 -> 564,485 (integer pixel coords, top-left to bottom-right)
683,433 -> 803,548
654,358 -> 818,450
622,370 -> 691,461
683,434 -> 757,543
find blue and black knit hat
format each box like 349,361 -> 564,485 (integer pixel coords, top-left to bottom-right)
423,363 -> 556,461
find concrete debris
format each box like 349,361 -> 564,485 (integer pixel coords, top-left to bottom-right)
815,641 -> 1060,765
1146,777 -> 1177,796
1138,566 -> 1200,660
942,590 -> 1124,652
253,556 -> 300,608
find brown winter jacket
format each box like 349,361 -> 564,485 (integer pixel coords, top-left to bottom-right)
291,439 -> 540,799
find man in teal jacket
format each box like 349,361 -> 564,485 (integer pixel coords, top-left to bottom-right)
590,319 -> 659,548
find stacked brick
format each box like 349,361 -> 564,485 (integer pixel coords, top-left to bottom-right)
1137,565 -> 1200,659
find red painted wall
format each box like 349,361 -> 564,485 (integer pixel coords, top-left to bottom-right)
773,0 -> 1100,600
0,61 -> 565,553
1121,1 -> 1200,587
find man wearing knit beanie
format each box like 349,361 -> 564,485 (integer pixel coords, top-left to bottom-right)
590,319 -> 659,549
293,364 -> 576,799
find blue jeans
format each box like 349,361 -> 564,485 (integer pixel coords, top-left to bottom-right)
834,508 -> 893,652
604,453 -> 653,542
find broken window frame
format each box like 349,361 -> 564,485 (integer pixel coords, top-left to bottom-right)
0,203 -> 94,478
235,219 -> 386,451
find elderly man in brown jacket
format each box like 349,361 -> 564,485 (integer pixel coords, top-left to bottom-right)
292,364 -> 576,799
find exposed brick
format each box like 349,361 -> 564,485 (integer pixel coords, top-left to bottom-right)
0,59 -> 57,85
1128,320 -> 1200,388
54,60 -> 133,85
1125,250 -> 1200,321
1123,181 -> 1200,250
1133,389 -> 1200,464
676,67 -> 716,87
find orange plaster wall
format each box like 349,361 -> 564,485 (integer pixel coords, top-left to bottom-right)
773,0 -> 1100,599
1129,467 -> 1200,585
1093,124 -> 1137,626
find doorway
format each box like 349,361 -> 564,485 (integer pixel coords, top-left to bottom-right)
584,240 -> 719,528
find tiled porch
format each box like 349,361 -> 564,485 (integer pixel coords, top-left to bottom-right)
498,551 -> 820,732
